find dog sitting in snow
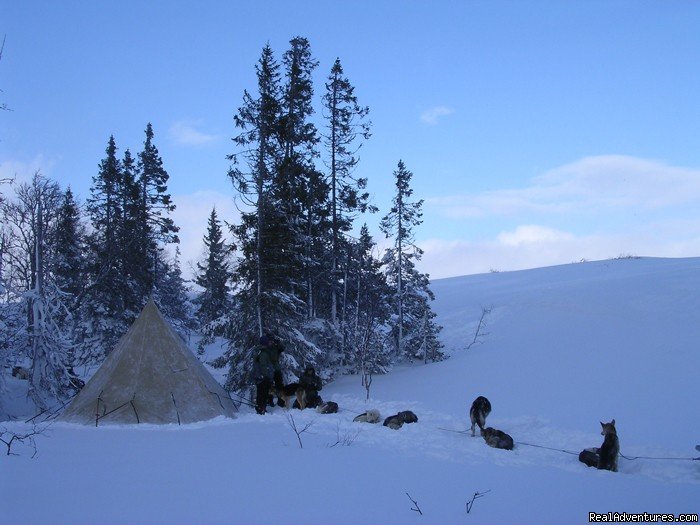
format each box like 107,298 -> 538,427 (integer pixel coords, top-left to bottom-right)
579,419 -> 619,472
353,409 -> 381,424
383,410 -> 419,430
481,427 -> 514,450
469,396 -> 492,436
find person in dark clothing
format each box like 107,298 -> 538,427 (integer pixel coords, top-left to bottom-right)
295,365 -> 323,409
252,334 -> 284,415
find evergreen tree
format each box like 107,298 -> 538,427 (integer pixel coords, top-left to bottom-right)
278,37 -> 323,322
228,44 -> 283,341
137,123 -> 179,290
52,186 -> 88,375
380,160 -> 443,361
52,187 -> 86,300
223,44 -> 287,391
195,207 -> 232,332
224,39 -> 329,391
322,57 -> 373,326
87,136 -> 122,261
345,225 -> 392,373
84,136 -> 128,352
153,248 -> 195,338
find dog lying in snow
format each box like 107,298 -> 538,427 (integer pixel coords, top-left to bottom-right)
353,409 -> 381,424
383,410 -> 418,430
316,401 -> 338,414
481,427 -> 514,450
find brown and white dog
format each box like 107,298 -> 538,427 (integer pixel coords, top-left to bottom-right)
273,383 -> 307,409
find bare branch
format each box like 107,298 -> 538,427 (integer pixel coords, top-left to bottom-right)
405,492 -> 423,515
0,424 -> 50,458
465,489 -> 491,514
285,412 -> 314,449
466,306 -> 492,350
0,34 -> 10,112
362,369 -> 372,401
328,422 -> 361,448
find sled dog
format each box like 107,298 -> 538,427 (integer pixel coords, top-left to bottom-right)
273,383 -> 306,409
353,409 -> 381,424
469,396 -> 492,436
316,401 -> 338,414
578,419 -> 619,472
481,427 -> 514,450
597,419 -> 619,472
383,410 -> 419,430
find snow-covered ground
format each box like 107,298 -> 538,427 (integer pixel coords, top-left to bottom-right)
3,257 -> 699,524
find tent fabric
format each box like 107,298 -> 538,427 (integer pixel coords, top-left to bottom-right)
60,299 -> 236,425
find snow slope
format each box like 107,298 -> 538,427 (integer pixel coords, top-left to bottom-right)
3,257 -> 699,524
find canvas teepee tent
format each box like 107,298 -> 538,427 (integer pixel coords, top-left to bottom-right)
60,299 -> 236,425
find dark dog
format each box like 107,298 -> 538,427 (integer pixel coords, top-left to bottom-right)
470,396 -> 492,436
316,401 -> 338,414
481,427 -> 514,450
383,410 -> 419,430
579,448 -> 599,468
578,419 -> 619,472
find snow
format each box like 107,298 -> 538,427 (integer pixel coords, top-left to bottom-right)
3,257 -> 699,524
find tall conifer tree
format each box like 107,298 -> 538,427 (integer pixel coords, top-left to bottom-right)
228,44 -> 283,341
380,160 -> 443,361
195,207 -> 231,331
278,37 -> 322,318
322,57 -> 373,326
53,187 -> 86,300
85,136 -> 128,349
137,123 -> 179,291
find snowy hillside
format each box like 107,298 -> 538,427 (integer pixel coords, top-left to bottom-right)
3,257 -> 699,524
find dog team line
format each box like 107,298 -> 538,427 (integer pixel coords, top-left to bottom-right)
588,511 -> 698,523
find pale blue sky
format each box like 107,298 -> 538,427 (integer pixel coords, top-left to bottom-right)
2,1 -> 700,278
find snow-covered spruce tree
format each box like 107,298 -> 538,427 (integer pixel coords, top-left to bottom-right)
51,186 -> 88,370
224,44 -> 286,391
380,160 -> 443,362
343,225 -> 393,373
133,127 -> 183,327
84,135 -> 129,354
136,123 -> 180,293
272,37 -> 358,377
118,148 -> 150,317
83,130 -> 182,358
52,187 -> 87,301
195,207 -> 232,339
153,247 -> 195,338
224,39 -> 336,392
278,37 -> 326,325
322,57 -> 373,329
